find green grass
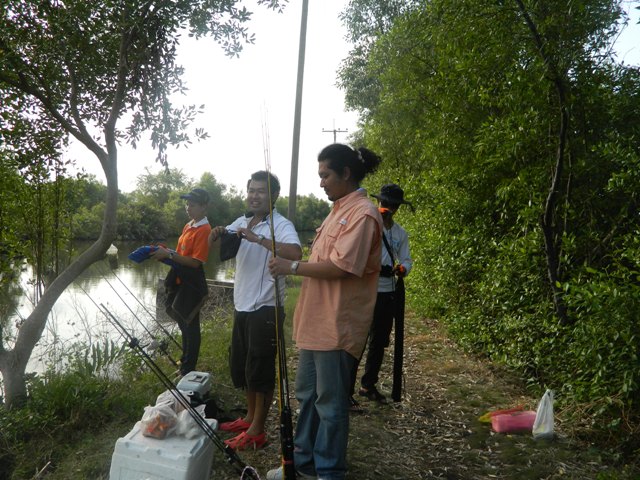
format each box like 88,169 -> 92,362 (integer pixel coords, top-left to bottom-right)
0,280 -> 302,480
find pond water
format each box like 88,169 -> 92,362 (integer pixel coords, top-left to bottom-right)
8,240 -> 235,373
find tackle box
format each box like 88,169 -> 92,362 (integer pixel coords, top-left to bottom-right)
176,371 -> 212,404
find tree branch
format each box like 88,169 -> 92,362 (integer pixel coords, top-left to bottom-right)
514,0 -> 570,324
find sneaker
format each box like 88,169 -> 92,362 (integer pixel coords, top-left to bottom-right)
266,466 -> 316,480
358,385 -> 387,403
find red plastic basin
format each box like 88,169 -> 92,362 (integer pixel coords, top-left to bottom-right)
491,410 -> 537,433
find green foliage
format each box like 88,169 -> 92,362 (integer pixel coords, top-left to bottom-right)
0,157 -> 28,280
340,0 -> 640,449
0,0 -> 289,410
71,203 -> 105,241
276,194 -> 331,232
118,198 -> 171,240
0,350 -> 147,479
133,168 -> 190,206
67,339 -> 127,378
0,163 -> 328,244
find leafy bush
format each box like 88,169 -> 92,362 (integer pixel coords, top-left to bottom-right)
0,342 -> 151,479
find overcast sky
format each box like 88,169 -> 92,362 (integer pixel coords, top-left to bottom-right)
70,0 -> 358,199
69,1 -> 640,200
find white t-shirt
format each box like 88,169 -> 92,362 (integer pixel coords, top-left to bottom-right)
379,222 -> 412,293
227,209 -> 301,312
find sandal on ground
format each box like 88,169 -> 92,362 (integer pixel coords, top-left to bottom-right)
358,386 -> 387,403
219,417 -> 251,432
223,431 -> 267,451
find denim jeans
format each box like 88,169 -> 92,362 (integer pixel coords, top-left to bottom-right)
293,349 -> 356,480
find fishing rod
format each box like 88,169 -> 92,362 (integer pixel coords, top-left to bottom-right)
76,283 -> 176,371
104,260 -> 181,349
379,212 -> 406,403
262,113 -> 296,480
99,261 -> 181,350
98,303 -> 259,480
93,264 -> 180,368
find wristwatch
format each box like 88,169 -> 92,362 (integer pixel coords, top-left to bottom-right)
256,234 -> 265,245
169,251 -> 174,260
290,261 -> 300,274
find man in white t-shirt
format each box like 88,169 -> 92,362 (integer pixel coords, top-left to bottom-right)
208,170 -> 302,451
357,184 -> 413,404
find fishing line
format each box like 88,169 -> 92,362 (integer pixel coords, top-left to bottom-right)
97,303 -> 259,479
262,108 -> 296,480
93,263 -> 180,367
105,260 -> 181,349
79,285 -> 260,478
77,281 -> 178,370
101,260 -> 181,348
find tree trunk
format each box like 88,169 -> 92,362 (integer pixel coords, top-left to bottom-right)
514,0 -> 570,324
0,155 -> 119,409
0,350 -> 27,408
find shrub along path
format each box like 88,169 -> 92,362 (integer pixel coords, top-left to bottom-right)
217,314 -> 635,480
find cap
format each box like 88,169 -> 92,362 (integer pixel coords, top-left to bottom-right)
371,183 -> 413,210
180,188 -> 210,205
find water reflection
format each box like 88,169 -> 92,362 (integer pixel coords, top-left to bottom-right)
7,240 -> 233,373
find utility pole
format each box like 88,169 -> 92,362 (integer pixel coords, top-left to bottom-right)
322,120 -> 348,143
288,0 -> 309,225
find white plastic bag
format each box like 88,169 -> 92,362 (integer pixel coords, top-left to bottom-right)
532,389 -> 554,440
155,389 -> 185,413
140,404 -> 178,439
175,404 -> 207,439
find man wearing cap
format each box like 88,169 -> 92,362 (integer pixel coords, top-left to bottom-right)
152,187 -> 212,377
356,183 -> 413,404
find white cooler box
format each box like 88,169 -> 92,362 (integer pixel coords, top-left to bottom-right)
109,420 -> 214,480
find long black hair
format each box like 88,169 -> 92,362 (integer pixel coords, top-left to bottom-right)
317,143 -> 381,184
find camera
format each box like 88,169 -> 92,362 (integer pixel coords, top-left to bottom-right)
380,265 -> 394,277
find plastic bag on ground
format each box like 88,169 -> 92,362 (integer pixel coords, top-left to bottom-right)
532,389 -> 555,440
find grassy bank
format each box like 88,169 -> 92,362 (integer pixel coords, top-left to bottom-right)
1,280 -> 638,479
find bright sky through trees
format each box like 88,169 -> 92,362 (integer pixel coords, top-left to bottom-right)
68,1 -> 639,198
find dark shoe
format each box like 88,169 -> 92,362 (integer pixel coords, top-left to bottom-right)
349,395 -> 365,414
359,385 -> 387,403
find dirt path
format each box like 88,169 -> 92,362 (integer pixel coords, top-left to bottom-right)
216,314 -> 629,480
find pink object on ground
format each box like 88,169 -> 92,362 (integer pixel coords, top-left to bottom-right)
491,410 -> 537,433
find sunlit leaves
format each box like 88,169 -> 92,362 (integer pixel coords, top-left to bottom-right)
339,0 -> 640,435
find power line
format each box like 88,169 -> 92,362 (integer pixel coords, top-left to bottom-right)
322,121 -> 348,143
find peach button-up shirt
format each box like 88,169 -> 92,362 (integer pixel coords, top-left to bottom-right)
293,189 -> 382,358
